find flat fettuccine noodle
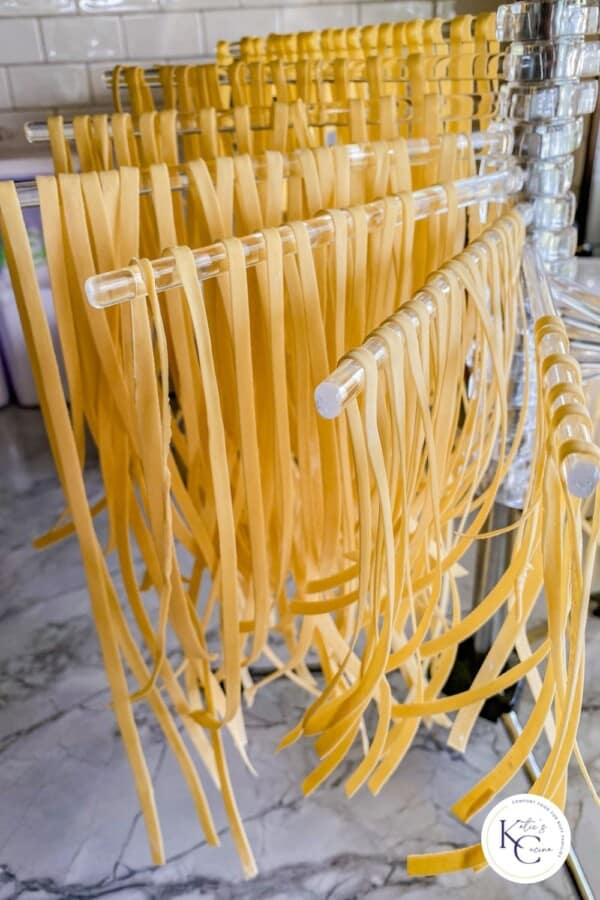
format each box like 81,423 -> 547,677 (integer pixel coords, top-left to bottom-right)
0,149 -> 502,876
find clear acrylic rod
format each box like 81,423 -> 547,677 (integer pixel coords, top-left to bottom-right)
24,114 -> 510,149
15,131 -> 512,210
85,166 -> 523,310
105,71 -> 504,89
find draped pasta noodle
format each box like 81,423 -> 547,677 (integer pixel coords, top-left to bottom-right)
45,99 -> 489,173
0,179 -> 223,870
110,12 -> 498,125
10,26 -> 589,877
220,17 -> 474,65
406,338 -> 600,875
6,141 -> 596,878
1,139 -> 488,874
29,138 -> 474,611
315,210 -> 599,877
284,213 -> 525,781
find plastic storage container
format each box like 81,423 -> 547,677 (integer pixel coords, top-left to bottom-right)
0,156 -> 67,406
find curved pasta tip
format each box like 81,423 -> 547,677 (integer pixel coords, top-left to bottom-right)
301,776 -> 316,796
344,779 -> 360,799
129,651 -> 165,704
243,688 -> 256,708
243,861 -> 259,880
275,729 -> 301,752
129,674 -> 159,704
151,848 -> 166,866
366,774 -> 385,797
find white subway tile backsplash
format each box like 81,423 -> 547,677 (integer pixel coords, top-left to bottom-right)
239,0 -> 305,6
79,0 -> 159,11
0,0 -> 75,15
88,60 -> 114,104
0,0 -> 456,128
159,0 -> 223,8
165,54 -> 212,63
280,3 -> 356,32
0,18 -> 44,64
203,8 -> 280,49
9,63 -> 90,107
122,11 -> 204,58
0,67 -> 10,107
42,15 -> 123,61
359,1 -> 433,24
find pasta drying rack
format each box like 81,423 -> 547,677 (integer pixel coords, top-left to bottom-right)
81,6 -> 600,892
12,2 -> 600,892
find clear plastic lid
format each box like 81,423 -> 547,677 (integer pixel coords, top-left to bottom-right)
503,39 -> 600,81
498,78 -> 597,121
529,225 -> 578,260
530,192 -> 576,228
524,154 -> 575,194
513,117 -> 584,160
496,1 -> 599,42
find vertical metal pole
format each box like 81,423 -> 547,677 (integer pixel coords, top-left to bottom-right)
472,504 -> 520,656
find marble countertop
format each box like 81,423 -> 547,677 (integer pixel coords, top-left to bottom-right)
1,406 -> 598,900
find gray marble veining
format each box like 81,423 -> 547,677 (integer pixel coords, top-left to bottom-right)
1,407 -> 598,900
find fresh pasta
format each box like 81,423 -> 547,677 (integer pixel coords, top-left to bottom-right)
2,8 -> 596,882
0,162 -> 499,876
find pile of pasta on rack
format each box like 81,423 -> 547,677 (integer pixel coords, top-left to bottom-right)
2,3 -> 600,882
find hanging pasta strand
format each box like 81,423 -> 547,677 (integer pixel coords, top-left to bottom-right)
406,319 -> 600,876
0,127 -> 510,866
284,213 -> 524,788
